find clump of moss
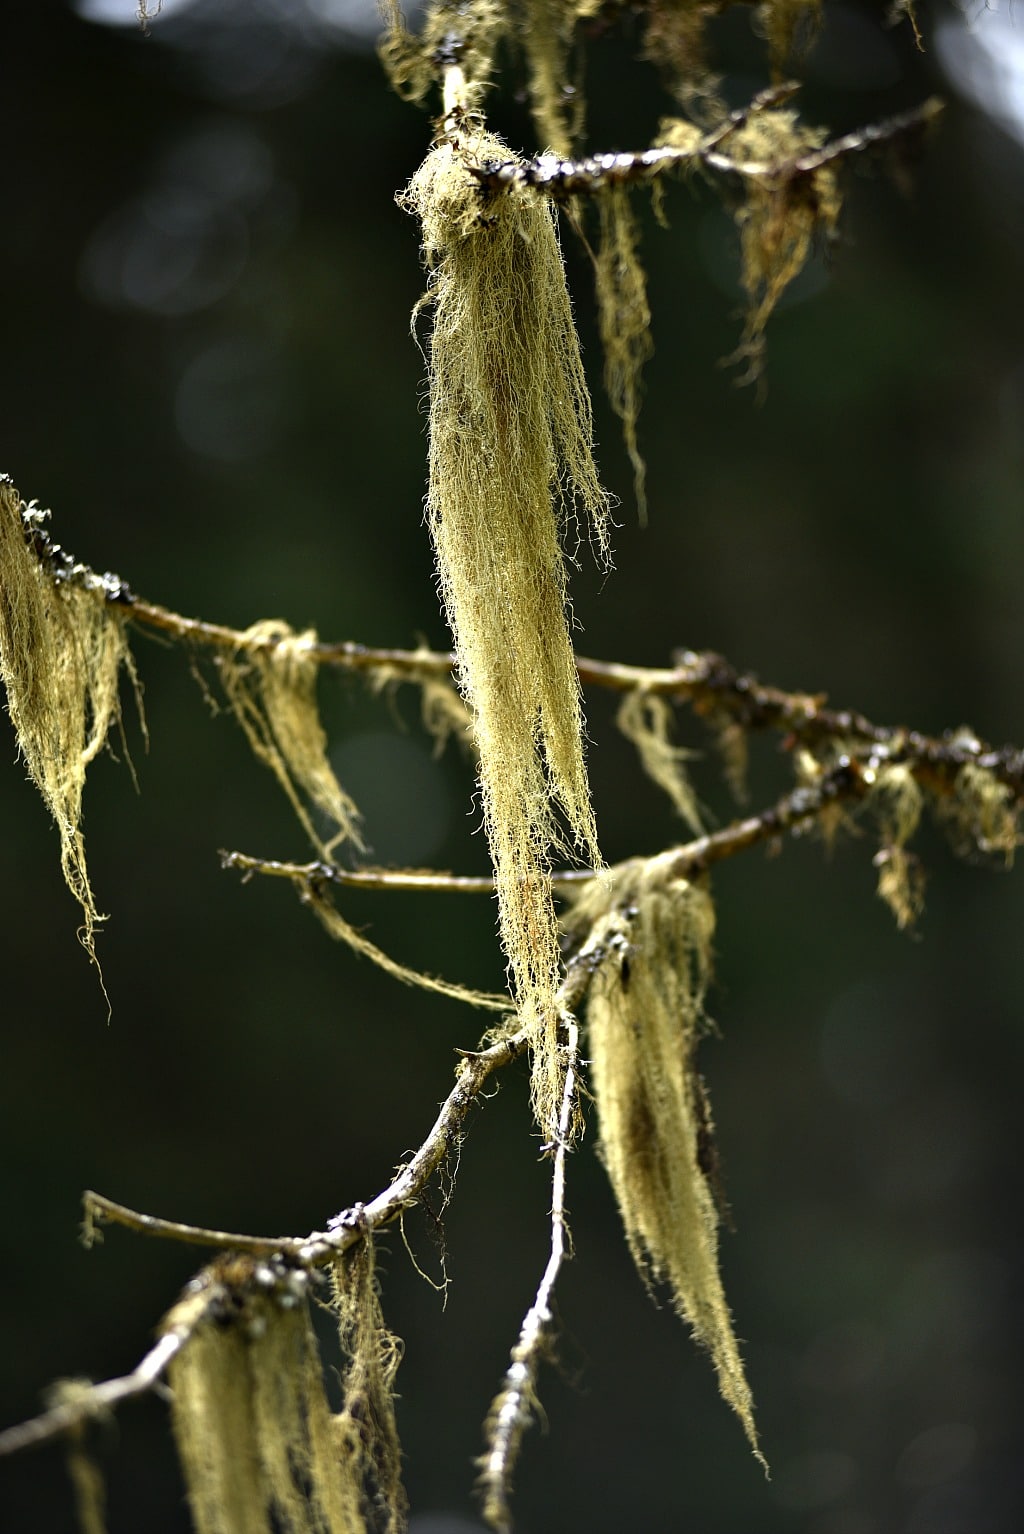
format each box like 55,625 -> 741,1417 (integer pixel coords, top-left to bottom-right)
566,858 -> 762,1461
400,128 -> 610,1138
0,478 -> 137,974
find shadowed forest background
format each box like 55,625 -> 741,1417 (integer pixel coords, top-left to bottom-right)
2,1 -> 1024,1531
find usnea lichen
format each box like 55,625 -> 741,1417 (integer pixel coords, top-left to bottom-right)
617,687 -> 703,833
400,128 -> 611,1137
166,1261 -> 370,1534
593,187 -> 653,520
303,880 -> 509,1011
217,620 -> 363,861
567,858 -> 762,1461
870,762 -> 925,929
0,477 -> 136,973
725,107 -> 841,378
332,1237 -> 406,1534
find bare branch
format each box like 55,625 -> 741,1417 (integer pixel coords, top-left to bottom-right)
220,849 -> 497,895
82,1192 -> 300,1257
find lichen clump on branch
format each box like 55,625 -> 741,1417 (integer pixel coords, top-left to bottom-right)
0,476 -> 135,973
400,127 -> 611,1137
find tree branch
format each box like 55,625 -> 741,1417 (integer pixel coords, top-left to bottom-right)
467,97 -> 944,198
0,1333 -> 183,1459
9,494 -> 1020,802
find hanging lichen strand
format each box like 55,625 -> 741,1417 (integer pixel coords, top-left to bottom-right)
217,619 -> 363,861
165,1257 -> 384,1534
400,128 -> 610,1138
567,859 -> 763,1461
0,477 -> 136,973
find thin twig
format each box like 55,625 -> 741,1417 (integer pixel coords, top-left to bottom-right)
123,600 -> 1022,800
480,1015 -> 580,1531
0,1333 -> 183,1458
221,849 -> 498,894
219,758 -> 876,902
82,1192 -> 299,1256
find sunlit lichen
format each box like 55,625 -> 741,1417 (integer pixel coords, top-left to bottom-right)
217,620 -> 363,861
725,106 -> 841,381
617,689 -> 703,832
379,0 -> 508,110
303,881 -> 509,1011
520,0 -> 582,155
332,1237 -> 406,1534
0,478 -> 137,975
400,128 -> 610,1138
166,1261 -> 367,1534
870,763 -> 925,928
593,187 -> 653,520
567,858 -> 763,1462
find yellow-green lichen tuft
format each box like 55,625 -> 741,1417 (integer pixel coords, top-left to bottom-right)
726,107 -> 840,381
568,857 -> 763,1462
755,0 -> 823,76
520,0 -> 583,156
937,757 -> 1019,867
616,689 -> 703,833
332,1238 -> 407,1534
593,188 -> 653,521
0,478 -> 137,975
166,1262 -> 368,1534
379,0 -> 508,111
217,620 -> 363,860
870,762 -> 925,929
303,880 -> 509,1011
400,128 -> 610,1138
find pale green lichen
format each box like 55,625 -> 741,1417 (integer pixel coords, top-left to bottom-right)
566,859 -> 763,1464
0,478 -> 137,975
400,128 -> 610,1138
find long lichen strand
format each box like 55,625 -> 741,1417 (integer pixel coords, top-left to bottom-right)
0,479 -> 133,971
593,187 -> 653,521
401,132 -> 609,1136
580,863 -> 762,1460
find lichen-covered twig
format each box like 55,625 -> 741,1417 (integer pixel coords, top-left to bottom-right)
467,97 -> 943,198
220,757 -> 868,894
0,923 -> 619,1466
0,1029 -> 528,1460
10,502 -> 1019,805
480,1012 -> 581,1531
123,609 -> 1023,804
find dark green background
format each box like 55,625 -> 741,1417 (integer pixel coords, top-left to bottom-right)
2,2 -> 1023,1531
